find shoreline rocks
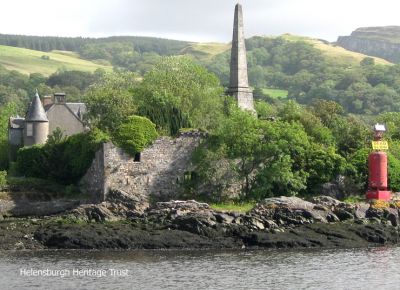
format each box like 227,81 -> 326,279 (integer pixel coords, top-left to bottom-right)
2,196 -> 400,250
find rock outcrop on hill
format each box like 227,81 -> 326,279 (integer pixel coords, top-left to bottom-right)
337,26 -> 400,63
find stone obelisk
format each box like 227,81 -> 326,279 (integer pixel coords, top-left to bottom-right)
227,3 -> 255,112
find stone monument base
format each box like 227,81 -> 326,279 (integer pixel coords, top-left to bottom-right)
227,87 -> 255,113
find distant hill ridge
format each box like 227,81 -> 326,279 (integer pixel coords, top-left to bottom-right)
0,34 -> 189,55
0,32 -> 392,76
337,26 -> 400,63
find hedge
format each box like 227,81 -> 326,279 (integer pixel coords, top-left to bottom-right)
16,129 -> 109,184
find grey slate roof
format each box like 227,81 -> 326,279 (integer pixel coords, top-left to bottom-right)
65,103 -> 86,119
25,91 -> 49,122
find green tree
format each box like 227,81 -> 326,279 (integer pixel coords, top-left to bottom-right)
0,102 -> 20,170
112,115 -> 158,156
136,56 -> 225,131
279,101 -> 334,146
214,107 -> 312,198
377,112 -> 400,140
83,72 -> 139,132
305,145 -> 346,194
216,108 -> 263,195
330,115 -> 370,156
388,153 -> 400,192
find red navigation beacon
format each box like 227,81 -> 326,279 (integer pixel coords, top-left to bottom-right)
366,124 -> 391,201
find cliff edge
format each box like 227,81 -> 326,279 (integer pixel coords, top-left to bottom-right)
337,26 -> 400,63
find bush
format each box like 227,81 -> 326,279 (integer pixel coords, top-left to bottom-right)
112,115 -> 158,156
16,145 -> 46,178
16,129 -> 109,184
0,170 -> 6,187
388,153 -> 400,192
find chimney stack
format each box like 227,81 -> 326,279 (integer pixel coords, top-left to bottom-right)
54,93 -> 66,104
42,95 -> 53,107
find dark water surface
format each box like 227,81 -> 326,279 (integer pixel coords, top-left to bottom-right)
0,247 -> 398,290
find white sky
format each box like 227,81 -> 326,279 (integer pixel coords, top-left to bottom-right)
1,0 -> 400,42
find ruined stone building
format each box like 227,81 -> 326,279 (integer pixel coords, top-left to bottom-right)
80,132 -> 206,201
8,91 -> 87,160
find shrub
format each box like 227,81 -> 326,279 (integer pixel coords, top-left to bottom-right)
370,199 -> 389,209
112,115 -> 158,156
16,145 -> 46,178
0,170 -> 6,187
388,153 -> 400,192
16,129 -> 109,184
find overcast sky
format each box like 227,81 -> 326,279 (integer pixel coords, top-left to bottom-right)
2,0 -> 400,42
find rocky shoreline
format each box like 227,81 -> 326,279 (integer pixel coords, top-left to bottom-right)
1,196 -> 400,251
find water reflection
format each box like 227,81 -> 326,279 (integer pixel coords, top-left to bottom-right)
0,247 -> 399,290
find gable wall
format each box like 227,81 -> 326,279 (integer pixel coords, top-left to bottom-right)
46,105 -> 85,136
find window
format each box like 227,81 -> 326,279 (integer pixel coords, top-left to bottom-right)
134,153 -> 141,162
26,123 -> 33,137
184,171 -> 198,182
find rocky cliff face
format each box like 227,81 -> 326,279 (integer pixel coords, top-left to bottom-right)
337,26 -> 400,63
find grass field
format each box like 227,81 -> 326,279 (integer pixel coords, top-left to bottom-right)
0,45 -> 112,76
181,42 -> 230,61
280,34 -> 392,66
262,88 -> 289,99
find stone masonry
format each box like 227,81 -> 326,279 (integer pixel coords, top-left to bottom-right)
80,133 -> 204,202
227,3 -> 255,113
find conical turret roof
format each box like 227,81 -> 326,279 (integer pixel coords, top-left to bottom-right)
26,90 -> 48,122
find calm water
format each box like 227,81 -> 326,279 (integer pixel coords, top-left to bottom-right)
0,247 -> 399,290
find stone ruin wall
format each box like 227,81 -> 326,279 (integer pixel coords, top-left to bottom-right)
80,134 -> 203,201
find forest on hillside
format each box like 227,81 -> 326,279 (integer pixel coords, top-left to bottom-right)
2,34 -> 400,115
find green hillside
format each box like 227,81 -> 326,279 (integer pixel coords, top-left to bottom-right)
181,42 -> 230,61
0,45 -> 112,76
182,34 -> 393,66
267,34 -> 392,65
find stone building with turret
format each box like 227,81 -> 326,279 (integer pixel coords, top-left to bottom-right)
8,91 -> 87,161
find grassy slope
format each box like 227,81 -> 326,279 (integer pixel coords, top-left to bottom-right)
181,42 -> 230,61
184,34 -> 392,66
0,45 -> 112,76
281,34 -> 392,65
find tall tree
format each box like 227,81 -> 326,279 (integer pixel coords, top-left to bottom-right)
136,56 -> 225,131
83,72 -> 139,132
